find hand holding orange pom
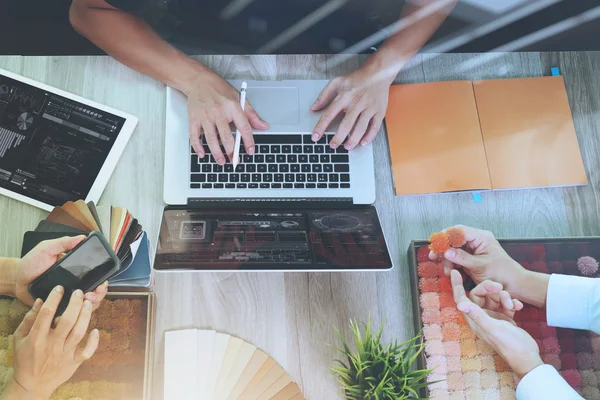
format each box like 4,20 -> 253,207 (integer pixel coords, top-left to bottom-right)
447,227 -> 467,247
429,227 -> 466,253
429,232 -> 450,254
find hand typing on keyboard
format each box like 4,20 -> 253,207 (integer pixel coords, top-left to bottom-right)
310,62 -> 395,151
185,69 -> 269,165
190,134 -> 351,190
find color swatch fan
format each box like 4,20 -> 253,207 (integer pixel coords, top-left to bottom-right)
164,329 -> 304,400
21,199 -> 153,290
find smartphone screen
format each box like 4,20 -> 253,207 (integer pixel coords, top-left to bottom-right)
29,234 -> 118,315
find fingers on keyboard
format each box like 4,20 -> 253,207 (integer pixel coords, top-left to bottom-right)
191,135 -> 351,189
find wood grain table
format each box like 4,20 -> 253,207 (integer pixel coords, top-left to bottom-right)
0,52 -> 599,399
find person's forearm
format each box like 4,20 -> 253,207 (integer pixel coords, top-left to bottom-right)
0,257 -> 17,297
516,365 -> 584,400
69,2 -> 207,95
546,274 -> 600,333
0,379 -> 43,400
364,0 -> 457,82
514,270 -> 550,308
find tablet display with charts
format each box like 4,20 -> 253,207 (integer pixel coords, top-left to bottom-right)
0,68 -> 137,211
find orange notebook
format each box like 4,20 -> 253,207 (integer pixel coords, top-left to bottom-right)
385,76 -> 587,196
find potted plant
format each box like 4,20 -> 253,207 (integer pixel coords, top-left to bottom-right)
331,319 -> 437,399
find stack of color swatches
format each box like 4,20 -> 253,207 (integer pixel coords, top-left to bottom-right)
416,240 -> 600,400
23,199 -> 153,290
0,297 -> 148,399
165,329 -> 304,400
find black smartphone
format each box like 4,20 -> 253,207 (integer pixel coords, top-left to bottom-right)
28,231 -> 121,317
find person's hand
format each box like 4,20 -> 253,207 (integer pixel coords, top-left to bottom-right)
186,70 -> 269,165
11,286 -> 100,399
464,272 -> 524,318
15,236 -> 108,311
311,64 -> 393,150
429,225 -> 527,297
451,270 -> 542,379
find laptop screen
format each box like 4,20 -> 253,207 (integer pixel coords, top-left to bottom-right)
155,206 -> 392,270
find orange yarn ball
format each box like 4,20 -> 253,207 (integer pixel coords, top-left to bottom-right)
429,232 -> 450,254
447,227 -> 467,248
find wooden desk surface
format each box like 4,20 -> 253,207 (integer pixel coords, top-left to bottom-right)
1,52 -> 599,399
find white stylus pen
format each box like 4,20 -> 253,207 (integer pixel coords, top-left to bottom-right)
232,81 -> 247,169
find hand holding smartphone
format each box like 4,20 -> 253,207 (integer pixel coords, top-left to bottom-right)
28,231 -> 121,317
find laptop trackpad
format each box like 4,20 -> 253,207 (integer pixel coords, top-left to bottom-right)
246,87 -> 299,126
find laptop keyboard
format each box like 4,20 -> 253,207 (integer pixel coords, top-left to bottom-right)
189,134 -> 351,189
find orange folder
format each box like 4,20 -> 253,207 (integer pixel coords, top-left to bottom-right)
386,81 -> 491,195
385,76 -> 587,196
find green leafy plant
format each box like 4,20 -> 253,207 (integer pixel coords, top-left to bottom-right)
331,319 -> 438,400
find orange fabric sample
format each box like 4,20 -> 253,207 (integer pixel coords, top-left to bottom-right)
429,228 -> 466,254
386,81 -> 492,195
418,261 -> 442,279
429,232 -> 450,254
494,355 -> 512,372
417,246 -> 430,262
473,76 -> 587,189
447,227 -> 467,248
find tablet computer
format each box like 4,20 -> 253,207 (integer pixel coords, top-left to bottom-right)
0,68 -> 138,211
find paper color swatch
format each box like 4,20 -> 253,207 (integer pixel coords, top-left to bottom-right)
386,76 -> 587,195
164,329 -> 200,398
164,329 -> 304,400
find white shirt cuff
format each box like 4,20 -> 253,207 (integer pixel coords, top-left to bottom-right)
517,365 -> 583,400
546,274 -> 593,331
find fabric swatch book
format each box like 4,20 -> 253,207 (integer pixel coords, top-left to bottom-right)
385,75 -> 587,196
22,200 -> 153,291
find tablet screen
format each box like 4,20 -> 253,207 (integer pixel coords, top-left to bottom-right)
155,206 -> 393,270
0,74 -> 126,206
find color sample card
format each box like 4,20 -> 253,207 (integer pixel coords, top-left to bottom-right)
415,240 -> 600,400
164,329 -> 304,400
165,329 -> 200,397
0,297 -> 149,400
46,206 -> 91,232
386,76 -> 587,196
33,201 -> 144,259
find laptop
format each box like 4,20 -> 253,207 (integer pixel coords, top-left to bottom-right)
164,80 -> 375,205
158,80 -> 392,271
0,68 -> 137,211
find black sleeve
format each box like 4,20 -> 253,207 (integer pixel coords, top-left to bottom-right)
105,0 -> 149,11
